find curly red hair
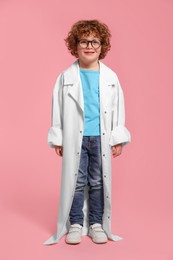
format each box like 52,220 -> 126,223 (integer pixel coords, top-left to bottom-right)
64,20 -> 111,60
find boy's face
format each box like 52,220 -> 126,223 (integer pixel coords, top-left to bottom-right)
76,34 -> 102,67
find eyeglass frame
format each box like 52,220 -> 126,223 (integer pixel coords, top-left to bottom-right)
77,39 -> 102,49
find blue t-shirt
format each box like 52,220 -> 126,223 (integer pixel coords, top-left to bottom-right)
80,69 -> 100,136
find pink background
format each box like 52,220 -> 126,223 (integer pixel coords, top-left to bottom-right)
0,0 -> 173,259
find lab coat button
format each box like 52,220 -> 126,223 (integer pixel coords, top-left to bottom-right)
104,111 -> 107,114
104,175 -> 106,178
102,133 -> 105,135
108,216 -> 110,219
80,130 -> 82,133
103,154 -> 105,157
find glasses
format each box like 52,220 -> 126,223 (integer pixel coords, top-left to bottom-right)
78,39 -> 102,49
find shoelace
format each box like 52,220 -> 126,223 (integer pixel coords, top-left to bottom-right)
92,226 -> 105,233
69,226 -> 82,233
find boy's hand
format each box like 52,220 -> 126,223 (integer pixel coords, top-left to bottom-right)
111,144 -> 122,158
55,146 -> 63,157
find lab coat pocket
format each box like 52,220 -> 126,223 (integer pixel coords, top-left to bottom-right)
105,83 -> 116,108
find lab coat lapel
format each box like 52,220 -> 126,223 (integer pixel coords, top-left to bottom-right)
99,61 -> 111,110
66,61 -> 84,113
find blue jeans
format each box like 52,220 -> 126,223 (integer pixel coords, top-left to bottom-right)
69,136 -> 104,226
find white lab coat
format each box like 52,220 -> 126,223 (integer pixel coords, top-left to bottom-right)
44,60 -> 131,245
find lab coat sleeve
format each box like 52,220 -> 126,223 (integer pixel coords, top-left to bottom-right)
48,74 -> 63,148
109,76 -> 131,147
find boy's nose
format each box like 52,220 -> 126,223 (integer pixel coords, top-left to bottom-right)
87,42 -> 93,48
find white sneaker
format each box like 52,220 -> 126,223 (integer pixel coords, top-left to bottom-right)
88,223 -> 108,244
65,224 -> 83,244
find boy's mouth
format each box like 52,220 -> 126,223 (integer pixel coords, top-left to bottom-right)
84,51 -> 95,54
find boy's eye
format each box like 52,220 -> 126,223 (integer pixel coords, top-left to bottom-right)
80,40 -> 88,44
92,40 -> 99,44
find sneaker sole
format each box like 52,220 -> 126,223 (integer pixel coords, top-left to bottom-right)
65,238 -> 81,244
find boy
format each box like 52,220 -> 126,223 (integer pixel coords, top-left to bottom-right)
44,20 -> 131,245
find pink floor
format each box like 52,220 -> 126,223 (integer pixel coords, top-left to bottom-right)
1,162 -> 173,260
1,207 -> 172,259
